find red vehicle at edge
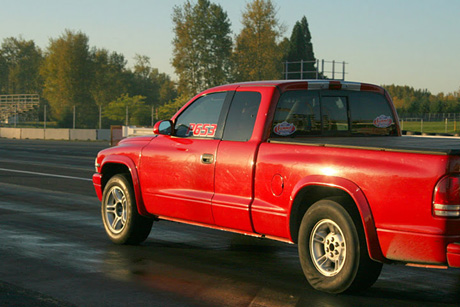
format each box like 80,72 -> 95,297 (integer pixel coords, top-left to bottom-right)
93,80 -> 460,293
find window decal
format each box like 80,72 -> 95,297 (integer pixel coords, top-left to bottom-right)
186,123 -> 217,137
373,115 -> 393,128
273,121 -> 296,136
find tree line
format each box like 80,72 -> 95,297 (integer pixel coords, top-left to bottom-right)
384,85 -> 460,115
1,0 -> 458,128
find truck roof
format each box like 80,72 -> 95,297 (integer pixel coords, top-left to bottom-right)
205,80 -> 385,94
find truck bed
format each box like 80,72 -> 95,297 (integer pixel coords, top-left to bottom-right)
269,136 -> 460,155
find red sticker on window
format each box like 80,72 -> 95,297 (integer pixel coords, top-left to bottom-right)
273,121 -> 296,136
373,115 -> 393,128
186,123 -> 217,137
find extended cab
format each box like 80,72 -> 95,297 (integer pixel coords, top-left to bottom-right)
93,80 -> 460,293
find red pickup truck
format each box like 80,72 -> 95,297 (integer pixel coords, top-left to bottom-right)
93,80 -> 460,293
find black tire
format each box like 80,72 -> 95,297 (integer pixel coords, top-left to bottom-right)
101,174 -> 153,245
298,198 -> 382,294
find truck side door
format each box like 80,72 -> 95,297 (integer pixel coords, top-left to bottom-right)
139,92 -> 228,224
212,89 -> 263,232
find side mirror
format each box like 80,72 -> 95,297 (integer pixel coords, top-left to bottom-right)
153,120 -> 173,135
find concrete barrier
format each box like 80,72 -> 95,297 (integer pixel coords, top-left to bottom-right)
0,128 -> 118,141
70,129 -> 97,141
45,129 -> 70,140
0,128 -> 21,139
21,128 -> 45,139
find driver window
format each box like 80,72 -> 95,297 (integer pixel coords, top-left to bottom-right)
175,92 -> 226,138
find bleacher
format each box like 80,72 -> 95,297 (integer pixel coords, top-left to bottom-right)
0,94 -> 40,123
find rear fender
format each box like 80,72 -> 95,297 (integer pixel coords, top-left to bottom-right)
101,155 -> 150,216
290,175 -> 385,262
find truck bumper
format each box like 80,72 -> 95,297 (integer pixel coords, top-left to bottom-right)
447,243 -> 460,267
378,229 -> 460,266
93,173 -> 103,201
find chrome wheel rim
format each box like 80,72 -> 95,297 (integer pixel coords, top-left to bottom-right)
104,186 -> 127,234
310,219 -> 346,276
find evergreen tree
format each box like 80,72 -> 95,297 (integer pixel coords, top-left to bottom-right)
285,16 -> 317,79
233,0 -> 284,81
172,0 -> 232,97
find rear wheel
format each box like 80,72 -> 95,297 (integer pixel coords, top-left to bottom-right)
102,174 -> 153,245
298,198 -> 382,293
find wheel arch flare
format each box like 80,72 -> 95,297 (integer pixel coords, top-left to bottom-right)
288,175 -> 386,262
99,155 -> 150,217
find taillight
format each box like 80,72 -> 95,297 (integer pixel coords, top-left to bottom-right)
433,175 -> 460,217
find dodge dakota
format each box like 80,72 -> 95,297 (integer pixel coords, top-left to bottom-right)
93,80 -> 460,293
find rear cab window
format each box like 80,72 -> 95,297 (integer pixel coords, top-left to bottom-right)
222,91 -> 261,142
271,90 -> 397,138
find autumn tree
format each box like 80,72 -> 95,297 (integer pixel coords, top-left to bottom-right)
172,0 -> 233,97
41,30 -> 96,128
285,16 -> 317,79
233,0 -> 284,81
0,37 -> 43,94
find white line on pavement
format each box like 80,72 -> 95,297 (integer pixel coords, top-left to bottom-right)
0,167 -> 92,182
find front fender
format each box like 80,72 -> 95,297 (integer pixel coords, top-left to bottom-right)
290,175 -> 385,262
101,155 -> 150,217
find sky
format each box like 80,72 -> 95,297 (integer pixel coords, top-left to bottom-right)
1,0 -> 459,95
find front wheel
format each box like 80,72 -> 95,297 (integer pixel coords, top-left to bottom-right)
298,198 -> 382,293
101,174 -> 153,245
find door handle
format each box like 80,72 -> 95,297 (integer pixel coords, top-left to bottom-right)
201,153 -> 214,164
